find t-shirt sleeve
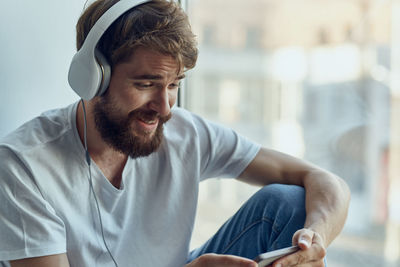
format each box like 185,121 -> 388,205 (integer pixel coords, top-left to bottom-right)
0,147 -> 66,261
189,113 -> 261,181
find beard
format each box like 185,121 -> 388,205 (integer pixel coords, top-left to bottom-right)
93,94 -> 171,158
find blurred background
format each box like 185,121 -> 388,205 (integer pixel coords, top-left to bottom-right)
1,0 -> 399,266
0,0 -> 82,134
184,0 -> 400,266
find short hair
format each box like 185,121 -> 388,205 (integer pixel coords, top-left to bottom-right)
76,0 -> 198,71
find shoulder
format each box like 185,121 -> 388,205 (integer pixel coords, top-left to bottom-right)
0,102 -> 78,154
168,106 -> 225,134
169,106 -> 196,124
164,107 -> 244,151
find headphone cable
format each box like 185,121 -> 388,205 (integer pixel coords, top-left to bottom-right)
81,99 -> 119,267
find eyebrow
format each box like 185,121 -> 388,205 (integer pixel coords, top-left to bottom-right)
132,74 -> 186,80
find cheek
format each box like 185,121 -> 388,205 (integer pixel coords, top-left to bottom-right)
168,90 -> 178,106
114,87 -> 146,109
126,94 -> 149,112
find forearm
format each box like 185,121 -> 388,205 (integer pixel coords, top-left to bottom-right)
239,147 -> 351,246
302,169 -> 351,247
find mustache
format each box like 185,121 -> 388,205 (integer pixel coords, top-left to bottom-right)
128,109 -> 172,124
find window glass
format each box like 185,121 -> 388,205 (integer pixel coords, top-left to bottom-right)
184,0 -> 400,266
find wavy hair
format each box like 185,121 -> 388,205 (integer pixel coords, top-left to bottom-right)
76,0 -> 198,71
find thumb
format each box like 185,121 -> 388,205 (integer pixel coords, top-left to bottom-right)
299,232 -> 313,249
294,229 -> 313,250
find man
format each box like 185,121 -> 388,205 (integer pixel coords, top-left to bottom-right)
0,0 -> 350,266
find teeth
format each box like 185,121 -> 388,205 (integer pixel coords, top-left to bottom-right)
141,119 -> 156,124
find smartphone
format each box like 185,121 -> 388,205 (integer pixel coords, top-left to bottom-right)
254,246 -> 299,267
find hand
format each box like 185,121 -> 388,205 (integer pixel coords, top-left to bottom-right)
185,253 -> 257,267
272,228 -> 326,267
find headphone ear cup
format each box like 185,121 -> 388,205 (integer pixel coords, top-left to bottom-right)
94,49 -> 111,97
68,48 -> 104,100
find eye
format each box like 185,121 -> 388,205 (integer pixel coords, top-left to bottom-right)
169,82 -> 181,90
134,82 -> 153,89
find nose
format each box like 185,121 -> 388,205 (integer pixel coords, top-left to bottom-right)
148,87 -> 172,117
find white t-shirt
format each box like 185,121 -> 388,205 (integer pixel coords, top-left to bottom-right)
0,102 -> 260,267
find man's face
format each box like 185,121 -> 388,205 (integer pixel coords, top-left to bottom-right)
93,47 -> 184,158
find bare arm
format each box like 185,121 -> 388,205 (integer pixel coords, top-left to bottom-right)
238,147 -> 351,265
10,254 -> 70,267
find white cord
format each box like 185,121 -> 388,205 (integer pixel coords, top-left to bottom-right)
81,99 -> 119,267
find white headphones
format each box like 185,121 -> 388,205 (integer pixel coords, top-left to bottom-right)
68,0 -> 151,100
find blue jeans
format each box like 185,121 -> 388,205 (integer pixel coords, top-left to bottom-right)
188,184 -> 307,262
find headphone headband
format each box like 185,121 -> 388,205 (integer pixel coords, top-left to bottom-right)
68,0 -> 151,100
83,0 -> 149,49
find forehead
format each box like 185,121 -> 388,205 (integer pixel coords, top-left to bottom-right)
116,47 -> 182,78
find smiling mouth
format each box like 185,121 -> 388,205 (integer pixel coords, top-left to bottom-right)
134,116 -> 159,133
129,109 -> 171,133
138,118 -> 158,124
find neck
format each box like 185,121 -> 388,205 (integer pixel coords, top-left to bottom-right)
76,100 -> 128,188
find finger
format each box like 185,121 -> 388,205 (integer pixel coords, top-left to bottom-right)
274,236 -> 326,266
298,232 -> 312,249
190,253 -> 257,267
289,259 -> 325,267
273,245 -> 326,266
292,228 -> 314,249
272,249 -> 311,267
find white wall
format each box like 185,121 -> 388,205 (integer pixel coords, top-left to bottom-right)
0,0 -> 87,138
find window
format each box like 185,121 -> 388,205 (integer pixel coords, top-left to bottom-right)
184,0 -> 400,266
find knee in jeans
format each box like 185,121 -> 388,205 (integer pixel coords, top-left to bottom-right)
255,184 -> 306,214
